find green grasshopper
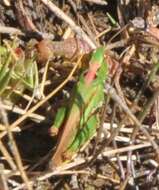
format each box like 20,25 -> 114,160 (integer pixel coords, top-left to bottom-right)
50,47 -> 108,167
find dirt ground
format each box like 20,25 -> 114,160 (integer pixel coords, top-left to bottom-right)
0,0 -> 159,189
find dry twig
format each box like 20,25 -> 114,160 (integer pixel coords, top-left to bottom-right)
0,100 -> 32,190
84,0 -> 107,5
40,0 -> 96,49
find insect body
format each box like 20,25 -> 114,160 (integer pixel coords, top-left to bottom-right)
50,47 -> 108,167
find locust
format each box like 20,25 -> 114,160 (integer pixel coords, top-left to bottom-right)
50,47 -> 108,167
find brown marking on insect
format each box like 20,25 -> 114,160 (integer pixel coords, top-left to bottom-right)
50,108 -> 80,167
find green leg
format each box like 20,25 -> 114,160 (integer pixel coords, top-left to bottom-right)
50,107 -> 66,136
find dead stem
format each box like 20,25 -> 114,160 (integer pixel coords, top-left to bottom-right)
40,0 -> 96,49
135,88 -> 159,135
78,15 -> 98,46
105,84 -> 159,159
83,0 -> 107,5
0,164 -> 9,190
38,142 -> 151,179
134,62 -> 159,104
0,103 -> 45,123
13,141 -> 152,189
2,0 -> 10,6
113,138 -> 125,180
0,100 -> 32,190
0,26 -> 23,35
